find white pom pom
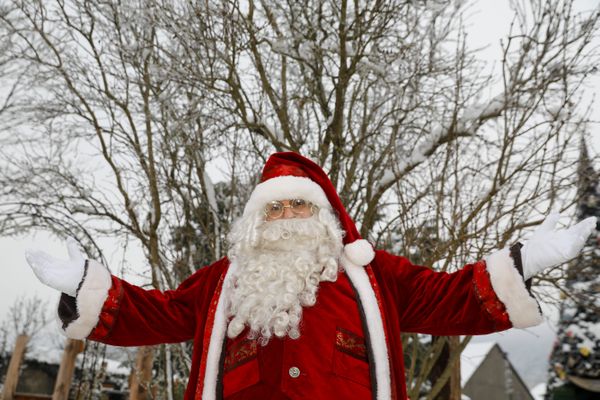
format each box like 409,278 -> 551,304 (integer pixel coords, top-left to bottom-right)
343,239 -> 375,266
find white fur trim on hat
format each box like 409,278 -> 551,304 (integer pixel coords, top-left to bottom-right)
484,248 -> 543,328
344,239 -> 375,266
61,259 -> 112,339
243,176 -> 330,216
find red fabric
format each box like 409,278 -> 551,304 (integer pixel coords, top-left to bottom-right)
87,258 -> 231,400
335,327 -> 368,361
85,252 -> 512,400
88,276 -> 124,341
369,250 -> 513,400
259,153 -> 363,247
473,261 -> 511,328
224,337 -> 258,372
222,272 -> 371,400
261,163 -> 309,181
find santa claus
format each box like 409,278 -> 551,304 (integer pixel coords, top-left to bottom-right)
26,152 -> 597,399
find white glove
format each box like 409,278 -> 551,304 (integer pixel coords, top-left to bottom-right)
521,213 -> 597,279
25,238 -> 86,297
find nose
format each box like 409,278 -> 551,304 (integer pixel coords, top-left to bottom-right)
282,206 -> 296,219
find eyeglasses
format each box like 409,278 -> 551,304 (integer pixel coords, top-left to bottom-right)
264,199 -> 317,220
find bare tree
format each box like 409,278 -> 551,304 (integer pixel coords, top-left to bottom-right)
157,1 -> 600,396
0,2 -> 29,131
6,295 -> 48,340
0,294 -> 49,381
0,0 -> 598,398
0,0 -> 245,395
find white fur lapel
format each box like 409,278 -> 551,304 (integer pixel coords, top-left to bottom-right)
341,254 -> 391,400
201,261 -> 238,400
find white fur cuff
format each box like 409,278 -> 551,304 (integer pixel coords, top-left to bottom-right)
61,259 -> 112,339
485,248 -> 543,328
243,176 -> 330,216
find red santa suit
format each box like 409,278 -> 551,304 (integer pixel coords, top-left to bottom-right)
57,152 -> 543,400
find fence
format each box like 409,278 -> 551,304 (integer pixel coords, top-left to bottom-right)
1,336 -> 153,400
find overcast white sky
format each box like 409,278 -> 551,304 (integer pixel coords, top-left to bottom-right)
0,0 -> 598,389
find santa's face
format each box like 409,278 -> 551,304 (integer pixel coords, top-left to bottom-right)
225,204 -> 344,344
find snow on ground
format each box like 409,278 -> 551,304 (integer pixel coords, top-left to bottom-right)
530,382 -> 547,400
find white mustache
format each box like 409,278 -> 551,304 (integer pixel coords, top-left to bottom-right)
259,217 -> 328,243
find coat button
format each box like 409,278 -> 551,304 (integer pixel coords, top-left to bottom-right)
288,366 -> 300,378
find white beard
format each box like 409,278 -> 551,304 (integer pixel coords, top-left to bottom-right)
225,210 -> 344,345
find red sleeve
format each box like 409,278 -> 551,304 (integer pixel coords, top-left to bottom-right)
85,262 -> 222,346
375,251 -> 514,335
58,259 -> 227,346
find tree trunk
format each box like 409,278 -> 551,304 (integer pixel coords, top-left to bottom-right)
428,336 -> 462,400
129,346 -> 154,400
2,334 -> 29,400
52,339 -> 85,400
429,336 -> 451,400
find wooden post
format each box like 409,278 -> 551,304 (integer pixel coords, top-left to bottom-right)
52,338 -> 85,400
129,346 -> 154,400
2,334 -> 29,400
449,336 -> 461,400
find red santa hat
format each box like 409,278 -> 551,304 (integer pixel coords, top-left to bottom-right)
243,152 -> 375,267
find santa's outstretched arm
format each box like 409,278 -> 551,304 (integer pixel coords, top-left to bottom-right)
25,239 -> 213,346
379,214 -> 597,335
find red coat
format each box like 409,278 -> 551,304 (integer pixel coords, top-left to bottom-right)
220,271 -> 371,399
59,248 -> 542,400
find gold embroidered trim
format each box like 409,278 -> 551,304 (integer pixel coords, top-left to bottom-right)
336,327 -> 368,362
224,338 -> 258,372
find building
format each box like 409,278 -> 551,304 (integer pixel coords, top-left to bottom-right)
461,341 -> 533,400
